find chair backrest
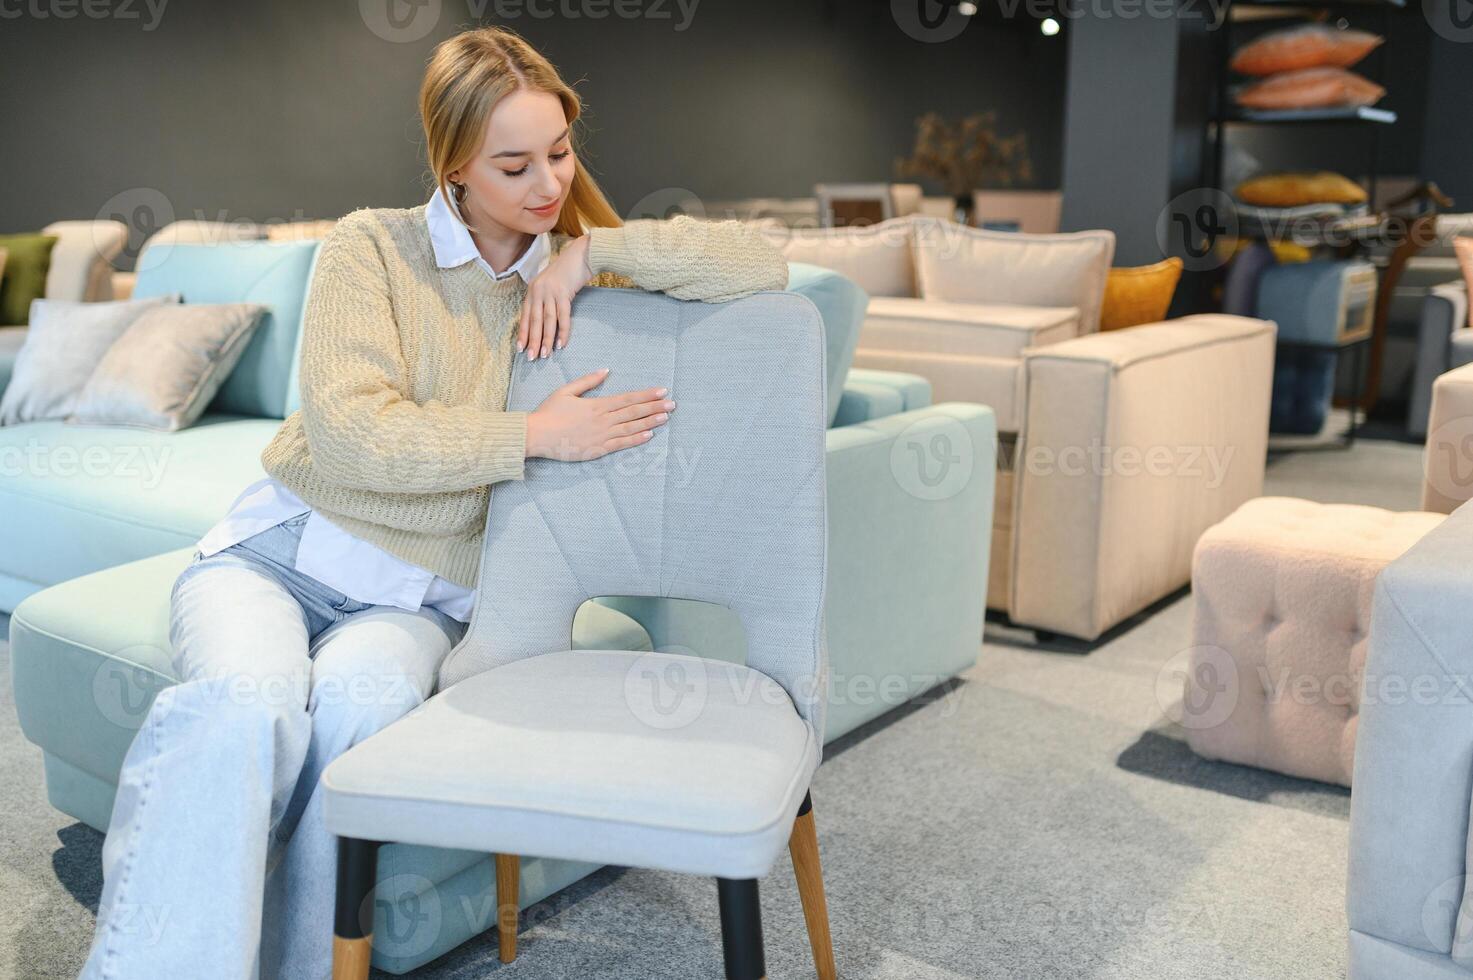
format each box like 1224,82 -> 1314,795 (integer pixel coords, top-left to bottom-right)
130,239 -> 321,419
438,286 -> 831,741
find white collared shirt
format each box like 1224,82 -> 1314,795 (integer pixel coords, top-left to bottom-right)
193,191 -> 550,623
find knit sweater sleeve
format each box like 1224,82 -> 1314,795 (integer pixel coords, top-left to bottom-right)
294,214 -> 527,494
584,215 -> 789,303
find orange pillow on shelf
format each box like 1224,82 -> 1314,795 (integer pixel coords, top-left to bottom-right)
1235,171 -> 1367,207
1230,25 -> 1383,76
1099,258 -> 1183,332
1236,67 -> 1384,110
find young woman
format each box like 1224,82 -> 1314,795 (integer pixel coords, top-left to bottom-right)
78,25 -> 788,980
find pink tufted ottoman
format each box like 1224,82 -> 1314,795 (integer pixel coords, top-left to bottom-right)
1182,497 -> 1444,786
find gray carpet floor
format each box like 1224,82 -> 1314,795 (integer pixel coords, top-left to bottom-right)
0,439 -> 1427,979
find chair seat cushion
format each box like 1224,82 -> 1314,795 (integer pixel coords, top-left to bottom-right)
323,649 -> 819,879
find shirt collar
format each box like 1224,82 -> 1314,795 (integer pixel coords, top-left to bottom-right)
426,187 -> 550,284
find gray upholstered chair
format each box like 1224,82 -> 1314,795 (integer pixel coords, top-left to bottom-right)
322,286 -> 836,980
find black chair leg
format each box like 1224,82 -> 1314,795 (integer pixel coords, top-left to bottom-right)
717,877 -> 766,980
333,837 -> 382,980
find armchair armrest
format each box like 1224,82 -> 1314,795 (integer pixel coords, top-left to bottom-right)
1422,361 -> 1473,514
598,402 -> 997,743
1408,281 -> 1468,438
1349,501 -> 1473,961
1010,314 -> 1276,639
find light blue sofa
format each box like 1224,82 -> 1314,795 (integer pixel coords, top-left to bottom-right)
6,240 -> 995,973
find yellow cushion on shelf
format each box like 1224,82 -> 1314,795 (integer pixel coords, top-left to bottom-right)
1236,171 -> 1367,207
1100,258 -> 1183,332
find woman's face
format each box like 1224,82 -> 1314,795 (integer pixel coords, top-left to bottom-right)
452,88 -> 575,236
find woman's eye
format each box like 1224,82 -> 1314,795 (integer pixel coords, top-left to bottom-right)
504,151 -> 571,178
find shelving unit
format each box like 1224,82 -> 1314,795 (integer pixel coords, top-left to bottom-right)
1204,0 -> 1408,433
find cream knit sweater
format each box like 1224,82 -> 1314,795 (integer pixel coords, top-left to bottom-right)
259,204 -> 789,589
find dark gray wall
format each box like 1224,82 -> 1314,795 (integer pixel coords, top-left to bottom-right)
0,0 -> 1066,267
1421,9 -> 1473,208
1059,14 -> 1183,265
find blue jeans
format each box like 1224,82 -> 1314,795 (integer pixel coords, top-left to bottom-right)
78,514 -> 467,980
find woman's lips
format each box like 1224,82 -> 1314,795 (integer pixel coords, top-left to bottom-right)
528,200 -> 559,216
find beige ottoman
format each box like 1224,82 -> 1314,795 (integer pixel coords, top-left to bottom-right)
1183,497 -> 1444,786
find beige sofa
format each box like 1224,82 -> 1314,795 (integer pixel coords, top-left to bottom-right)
770,215 -> 1277,640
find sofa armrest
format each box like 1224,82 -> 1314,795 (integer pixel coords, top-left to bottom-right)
1408,282 -> 1468,439
1010,314 -> 1276,639
1422,361 -> 1473,514
598,402 -> 997,743
1349,500 -> 1473,959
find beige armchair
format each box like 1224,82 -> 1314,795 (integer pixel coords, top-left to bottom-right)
770,215 -> 1277,639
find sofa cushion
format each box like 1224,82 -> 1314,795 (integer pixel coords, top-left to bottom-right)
131,239 -> 320,420
0,233 -> 58,326
862,295 -> 1079,358
911,220 -> 1114,334
775,216 -> 916,298
0,413 -> 279,600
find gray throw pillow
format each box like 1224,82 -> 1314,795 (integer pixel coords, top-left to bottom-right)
67,302 -> 267,431
0,294 -> 180,425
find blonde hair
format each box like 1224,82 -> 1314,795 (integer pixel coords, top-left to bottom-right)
419,26 -> 623,237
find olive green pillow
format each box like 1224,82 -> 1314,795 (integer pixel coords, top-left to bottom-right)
0,233 -> 59,326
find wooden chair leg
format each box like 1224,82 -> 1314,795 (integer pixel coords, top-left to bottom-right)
494,852 -> 520,963
716,877 -> 766,980
789,791 -> 836,980
333,837 -> 381,980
